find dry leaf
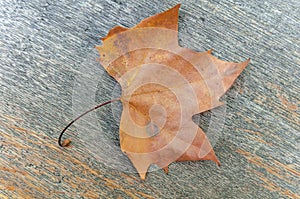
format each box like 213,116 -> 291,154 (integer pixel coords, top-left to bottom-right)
96,4 -> 249,179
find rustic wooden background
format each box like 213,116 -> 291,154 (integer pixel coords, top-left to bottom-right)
0,0 -> 299,198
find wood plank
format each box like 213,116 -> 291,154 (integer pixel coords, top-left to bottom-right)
0,0 -> 299,198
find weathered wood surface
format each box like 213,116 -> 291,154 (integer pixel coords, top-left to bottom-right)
0,0 -> 299,198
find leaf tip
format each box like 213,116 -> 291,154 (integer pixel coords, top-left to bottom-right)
125,153 -> 151,180
245,58 -> 251,64
139,172 -> 147,180
240,57 -> 251,71
174,3 -> 181,9
207,49 -> 214,54
163,166 -> 169,174
101,26 -> 129,41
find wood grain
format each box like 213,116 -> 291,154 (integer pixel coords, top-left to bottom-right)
0,0 -> 299,198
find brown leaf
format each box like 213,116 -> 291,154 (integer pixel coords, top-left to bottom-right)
96,4 -> 249,179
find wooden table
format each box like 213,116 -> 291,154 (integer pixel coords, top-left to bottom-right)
1,0 -> 299,198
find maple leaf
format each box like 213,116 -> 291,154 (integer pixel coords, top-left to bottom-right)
56,4 -> 249,180
95,4 -> 250,179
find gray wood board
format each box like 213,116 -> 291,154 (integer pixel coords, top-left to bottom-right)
0,0 -> 299,198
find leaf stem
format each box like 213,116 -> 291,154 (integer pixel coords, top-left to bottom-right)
58,98 -> 120,147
